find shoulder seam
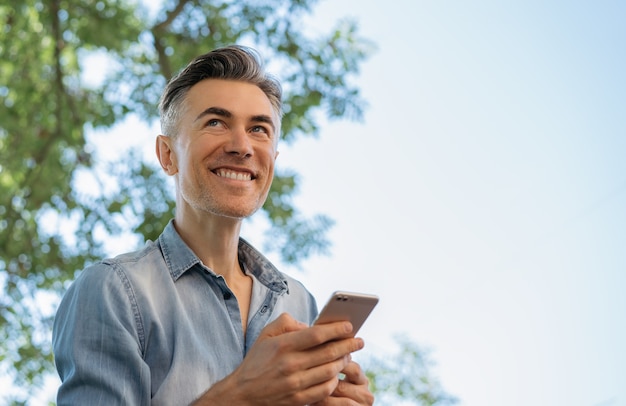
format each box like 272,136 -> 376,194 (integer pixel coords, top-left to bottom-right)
108,262 -> 147,357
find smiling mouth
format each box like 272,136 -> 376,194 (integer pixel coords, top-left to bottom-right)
215,169 -> 253,181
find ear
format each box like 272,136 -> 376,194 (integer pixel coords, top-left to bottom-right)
156,135 -> 178,176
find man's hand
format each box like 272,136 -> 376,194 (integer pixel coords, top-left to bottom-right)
193,313 -> 366,406
312,360 -> 374,406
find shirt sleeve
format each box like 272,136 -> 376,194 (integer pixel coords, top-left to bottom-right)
52,262 -> 151,406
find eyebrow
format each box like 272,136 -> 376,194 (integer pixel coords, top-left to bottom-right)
194,107 -> 231,122
194,106 -> 276,131
250,114 -> 276,132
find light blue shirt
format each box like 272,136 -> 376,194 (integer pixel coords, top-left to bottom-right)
52,220 -> 318,405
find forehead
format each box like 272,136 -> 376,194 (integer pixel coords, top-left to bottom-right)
184,79 -> 277,121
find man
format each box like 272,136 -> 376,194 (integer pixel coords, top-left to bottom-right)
52,45 -> 374,406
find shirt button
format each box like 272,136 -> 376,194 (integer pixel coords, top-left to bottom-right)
223,291 -> 232,300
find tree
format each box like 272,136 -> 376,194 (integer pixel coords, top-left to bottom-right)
0,0 -> 371,396
364,336 -> 458,406
0,1 -> 457,405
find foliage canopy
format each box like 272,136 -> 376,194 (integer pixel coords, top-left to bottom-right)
0,0 -> 372,394
364,336 -> 458,406
1,1 -> 458,405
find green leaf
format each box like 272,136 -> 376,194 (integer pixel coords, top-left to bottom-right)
0,0 -> 375,401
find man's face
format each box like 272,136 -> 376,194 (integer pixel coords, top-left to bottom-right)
160,79 -> 279,219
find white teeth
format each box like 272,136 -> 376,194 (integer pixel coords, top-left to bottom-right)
216,169 -> 251,181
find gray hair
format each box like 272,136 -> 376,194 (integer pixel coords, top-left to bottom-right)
158,45 -> 283,137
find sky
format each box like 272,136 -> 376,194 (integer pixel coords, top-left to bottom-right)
272,1 -> 626,405
10,0 -> 626,405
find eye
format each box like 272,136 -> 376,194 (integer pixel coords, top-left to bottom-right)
250,125 -> 269,134
206,119 -> 221,127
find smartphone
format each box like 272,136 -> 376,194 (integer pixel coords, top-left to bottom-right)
313,291 -> 379,336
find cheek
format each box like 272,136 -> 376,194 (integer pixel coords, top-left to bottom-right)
184,139 -> 214,169
266,151 -> 277,179
259,152 -> 276,191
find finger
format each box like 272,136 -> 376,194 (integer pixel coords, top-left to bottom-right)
294,336 -> 363,374
264,355 -> 348,406
292,356 -> 348,402
261,321 -> 358,355
301,336 -> 363,367
258,313 -> 308,339
332,378 -> 374,406
331,364 -> 373,405
339,361 -> 368,385
293,321 -> 355,350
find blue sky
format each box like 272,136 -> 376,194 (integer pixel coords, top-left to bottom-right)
10,0 -> 624,404
270,1 -> 626,405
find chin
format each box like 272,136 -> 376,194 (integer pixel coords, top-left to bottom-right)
214,204 -> 262,220
194,192 -> 264,219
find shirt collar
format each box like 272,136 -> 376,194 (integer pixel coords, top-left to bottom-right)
238,237 -> 289,294
158,220 -> 201,281
158,219 -> 289,294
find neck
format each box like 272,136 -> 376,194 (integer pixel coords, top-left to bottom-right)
173,205 -> 254,336
173,207 -> 244,280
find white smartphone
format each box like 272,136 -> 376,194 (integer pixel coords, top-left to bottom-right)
313,291 -> 379,336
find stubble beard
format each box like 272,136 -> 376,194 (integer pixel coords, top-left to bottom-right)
188,182 -> 265,220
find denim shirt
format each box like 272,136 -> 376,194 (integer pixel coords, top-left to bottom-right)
52,220 -> 318,406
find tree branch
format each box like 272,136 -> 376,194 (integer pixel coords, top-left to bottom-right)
52,0 -> 63,139
151,0 -> 193,80
2,0 -> 67,257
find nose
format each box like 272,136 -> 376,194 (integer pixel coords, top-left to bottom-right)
225,127 -> 253,158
